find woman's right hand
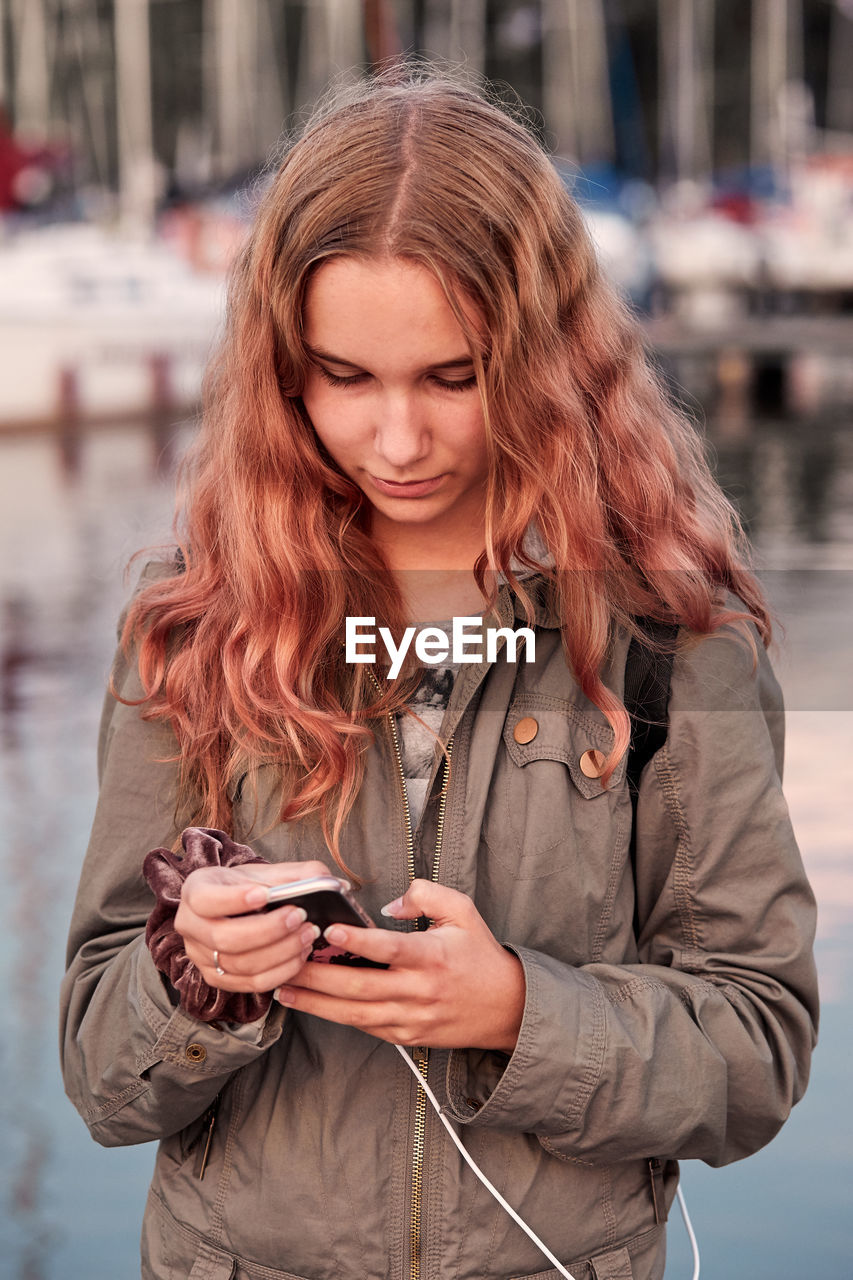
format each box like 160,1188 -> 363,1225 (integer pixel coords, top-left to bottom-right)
175,861 -> 333,995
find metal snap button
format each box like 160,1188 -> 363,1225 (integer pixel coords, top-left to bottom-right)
579,749 -> 607,778
185,1042 -> 207,1064
513,716 -> 539,744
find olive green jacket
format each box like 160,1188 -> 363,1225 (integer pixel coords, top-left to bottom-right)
60,572 -> 818,1280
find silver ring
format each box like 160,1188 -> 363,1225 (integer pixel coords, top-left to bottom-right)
213,949 -> 226,977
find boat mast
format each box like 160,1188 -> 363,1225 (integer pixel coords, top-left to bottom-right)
256,0 -> 287,157
296,0 -> 364,109
114,0 -> 156,230
206,0 -> 285,180
207,0 -> 252,180
751,0 -> 805,180
658,0 -> 714,187
827,0 -> 853,136
542,0 -> 614,166
0,0 -> 7,109
9,0 -> 51,138
448,0 -> 485,73
422,0 -> 485,73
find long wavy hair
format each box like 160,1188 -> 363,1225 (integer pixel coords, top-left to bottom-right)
123,66 -> 770,872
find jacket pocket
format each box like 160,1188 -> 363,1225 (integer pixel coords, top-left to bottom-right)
510,1232 -> 667,1280
143,1189 -> 234,1280
510,1243 -> 633,1280
188,1244 -> 237,1279
144,1187 -> 316,1280
483,698 -> 627,878
589,1245 -> 633,1279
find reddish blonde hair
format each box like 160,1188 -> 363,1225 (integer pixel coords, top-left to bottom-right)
123,67 -> 770,870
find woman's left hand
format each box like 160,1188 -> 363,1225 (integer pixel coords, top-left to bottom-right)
273,880 -> 525,1052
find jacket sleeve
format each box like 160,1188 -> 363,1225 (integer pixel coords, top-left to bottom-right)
59,620 -> 286,1149
444,621 -> 819,1168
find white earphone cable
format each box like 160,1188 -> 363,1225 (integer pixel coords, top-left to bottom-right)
394,1042 -> 700,1280
394,1043 -> 577,1279
676,1184 -> 700,1280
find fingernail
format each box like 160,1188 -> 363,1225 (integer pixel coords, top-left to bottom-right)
275,986 -> 295,1006
284,906 -> 308,930
300,923 -> 321,946
380,897 -> 403,917
324,924 -> 346,945
245,886 -> 269,908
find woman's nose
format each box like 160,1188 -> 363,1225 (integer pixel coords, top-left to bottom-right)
372,395 -> 431,470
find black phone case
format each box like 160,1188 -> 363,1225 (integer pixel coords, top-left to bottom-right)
265,888 -> 387,969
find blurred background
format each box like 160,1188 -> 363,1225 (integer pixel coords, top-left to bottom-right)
0,2 -> 850,1277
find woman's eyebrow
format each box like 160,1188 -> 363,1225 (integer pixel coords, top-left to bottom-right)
305,345 -> 475,372
305,346 -> 363,369
429,357 -> 477,371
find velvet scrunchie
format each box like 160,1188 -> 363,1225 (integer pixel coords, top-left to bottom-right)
143,826 -> 272,1024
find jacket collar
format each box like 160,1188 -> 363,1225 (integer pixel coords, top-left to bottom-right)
496,573 -> 562,632
496,524 -> 562,632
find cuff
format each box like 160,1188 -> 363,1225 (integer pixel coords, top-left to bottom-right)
145,997 -> 286,1077
444,946 -> 606,1133
133,938 -> 287,1071
143,826 -> 272,1024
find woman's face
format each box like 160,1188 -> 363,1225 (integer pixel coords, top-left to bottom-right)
301,256 -> 489,563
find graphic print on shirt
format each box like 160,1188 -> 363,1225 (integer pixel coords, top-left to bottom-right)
396,662 -> 458,832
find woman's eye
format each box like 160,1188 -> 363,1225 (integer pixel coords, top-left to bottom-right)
316,366 -> 477,392
432,375 -> 477,393
317,367 -> 368,388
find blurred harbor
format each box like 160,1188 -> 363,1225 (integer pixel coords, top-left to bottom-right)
0,3 -> 851,1279
0,1 -> 852,427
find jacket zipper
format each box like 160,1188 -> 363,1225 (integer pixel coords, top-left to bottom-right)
368,668 -> 453,1280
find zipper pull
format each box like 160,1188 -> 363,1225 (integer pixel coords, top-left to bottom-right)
647,1156 -> 665,1224
194,1098 -> 220,1180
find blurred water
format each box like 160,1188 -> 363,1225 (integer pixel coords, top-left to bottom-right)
0,412 -> 850,1279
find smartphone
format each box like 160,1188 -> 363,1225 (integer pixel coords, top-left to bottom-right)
261,875 -> 387,968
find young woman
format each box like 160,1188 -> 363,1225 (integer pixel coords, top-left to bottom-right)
60,70 -> 818,1280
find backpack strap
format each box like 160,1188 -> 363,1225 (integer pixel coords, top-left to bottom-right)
624,618 -> 678,939
624,618 -> 678,801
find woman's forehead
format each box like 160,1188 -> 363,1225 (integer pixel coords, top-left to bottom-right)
303,256 -> 483,366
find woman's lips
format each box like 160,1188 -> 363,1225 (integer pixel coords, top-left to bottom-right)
367,473 -> 446,498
